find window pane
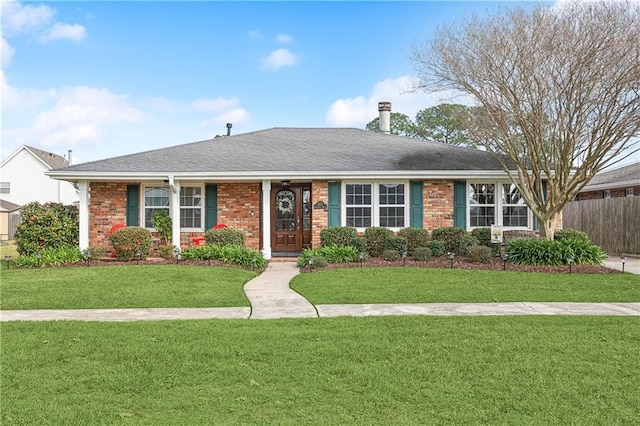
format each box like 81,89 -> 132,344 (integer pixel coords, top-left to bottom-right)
470,206 -> 495,227
502,184 -> 525,205
145,208 -> 169,228
503,206 -> 528,227
346,207 -> 371,228
380,207 -> 405,227
346,184 -> 372,205
0,182 -> 10,194
470,184 -> 495,204
144,187 -> 170,228
379,184 -> 405,205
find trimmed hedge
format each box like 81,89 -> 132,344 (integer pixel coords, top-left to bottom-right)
364,227 -> 394,257
425,240 -> 446,257
15,202 -> 78,256
397,228 -> 429,254
431,227 -> 478,255
110,227 -> 152,261
412,247 -> 433,261
205,227 -> 246,247
320,227 -> 358,247
467,245 -> 493,263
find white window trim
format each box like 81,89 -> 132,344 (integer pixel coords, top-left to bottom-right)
626,188 -> 634,197
140,183 -> 205,232
341,181 -> 409,232
467,181 -> 533,231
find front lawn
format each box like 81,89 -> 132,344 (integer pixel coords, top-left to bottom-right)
291,267 -> 640,304
0,265 -> 255,310
2,316 -> 639,424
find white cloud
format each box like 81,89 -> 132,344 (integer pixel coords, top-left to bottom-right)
41,23 -> 86,43
325,76 -> 476,127
262,48 -> 297,70
216,108 -> 249,125
275,33 -> 293,44
30,86 -> 144,148
248,29 -> 261,39
1,0 -> 55,36
190,96 -> 239,112
1,37 -> 15,67
1,71 -> 55,110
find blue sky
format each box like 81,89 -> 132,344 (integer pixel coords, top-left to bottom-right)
3,1 -> 547,164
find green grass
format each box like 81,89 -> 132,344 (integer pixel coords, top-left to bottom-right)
0,265 -> 255,310
2,316 -> 639,424
291,267 -> 640,304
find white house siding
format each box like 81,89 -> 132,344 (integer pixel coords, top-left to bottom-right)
0,149 -> 78,206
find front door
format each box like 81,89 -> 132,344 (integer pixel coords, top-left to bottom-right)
272,186 -> 302,252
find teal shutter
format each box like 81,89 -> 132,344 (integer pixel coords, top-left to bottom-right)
410,181 -> 423,228
126,185 -> 139,226
205,184 -> 218,229
328,182 -> 341,227
453,181 -> 467,229
533,180 -> 547,231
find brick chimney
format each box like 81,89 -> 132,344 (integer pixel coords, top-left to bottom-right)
378,101 -> 391,134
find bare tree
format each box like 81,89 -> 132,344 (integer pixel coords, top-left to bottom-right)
412,1 -> 640,239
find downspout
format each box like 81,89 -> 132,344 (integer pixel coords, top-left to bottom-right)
168,175 -> 181,249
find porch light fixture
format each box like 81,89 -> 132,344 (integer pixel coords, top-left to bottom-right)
4,255 -> 11,269
568,256 -> 574,273
448,252 -> 454,269
621,255 -> 627,273
402,251 -> 407,267
82,248 -> 91,266
359,252 -> 364,268
309,257 -> 314,272
502,253 -> 509,270
281,180 -> 291,187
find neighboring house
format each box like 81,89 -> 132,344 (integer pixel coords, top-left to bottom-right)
576,162 -> 640,200
48,103 -> 550,259
0,199 -> 21,241
0,145 -> 78,206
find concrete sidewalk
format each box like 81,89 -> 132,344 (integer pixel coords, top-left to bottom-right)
2,261 -> 639,322
603,255 -> 640,274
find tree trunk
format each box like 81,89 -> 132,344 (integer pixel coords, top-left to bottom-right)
539,212 -> 559,240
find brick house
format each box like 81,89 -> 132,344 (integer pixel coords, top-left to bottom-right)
48,103 -> 548,259
575,163 -> 640,201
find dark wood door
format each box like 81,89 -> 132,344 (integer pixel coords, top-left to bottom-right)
272,186 -> 302,252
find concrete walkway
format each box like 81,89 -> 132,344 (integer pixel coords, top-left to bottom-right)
604,255 -> 640,274
2,261 -> 639,322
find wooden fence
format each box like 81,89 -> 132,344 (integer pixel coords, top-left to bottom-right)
562,197 -> 640,255
8,212 -> 20,239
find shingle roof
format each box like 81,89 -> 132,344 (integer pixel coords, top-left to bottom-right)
586,163 -> 640,187
0,199 -> 21,212
51,128 -> 511,175
26,146 -> 69,169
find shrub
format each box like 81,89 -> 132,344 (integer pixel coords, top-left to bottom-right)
158,244 -> 176,259
382,249 -> 401,261
431,227 -> 468,254
320,227 -> 358,247
86,245 -> 106,261
412,247 -> 432,261
181,244 -> 266,269
425,240 -> 446,257
205,227 -> 246,247
458,235 -> 480,255
296,245 -> 358,266
471,227 -> 492,247
387,235 -> 408,255
15,202 -> 79,256
397,228 -> 429,254
364,227 -> 394,257
152,210 -> 172,244
554,229 -> 590,243
468,245 -> 493,263
353,236 -> 366,254
13,247 -> 83,268
507,238 -> 606,266
110,227 -> 152,261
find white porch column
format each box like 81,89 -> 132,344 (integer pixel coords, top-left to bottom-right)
261,179 -> 272,259
78,180 -> 89,250
169,177 -> 181,248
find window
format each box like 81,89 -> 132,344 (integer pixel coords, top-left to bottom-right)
180,187 -> 202,229
345,183 -> 372,228
379,183 -> 405,227
144,187 -> 169,228
469,183 -> 496,227
626,188 -> 634,197
502,183 -> 528,227
468,182 -> 531,229
344,182 -> 407,229
604,190 -> 611,199
143,185 -> 203,230
0,182 -> 9,194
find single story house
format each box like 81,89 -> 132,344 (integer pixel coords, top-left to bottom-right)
47,103 -> 548,259
575,162 -> 640,200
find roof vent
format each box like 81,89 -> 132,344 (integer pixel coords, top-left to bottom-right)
378,102 -> 391,134
226,123 -> 233,136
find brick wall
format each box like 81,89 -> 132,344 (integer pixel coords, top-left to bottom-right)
579,186 -> 640,200
423,180 -> 455,231
88,182 -> 128,250
216,182 -> 261,250
311,180 -> 329,247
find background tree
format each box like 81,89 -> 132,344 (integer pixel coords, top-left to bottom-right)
412,1 -> 640,239
412,104 -> 478,148
365,112 -> 414,137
